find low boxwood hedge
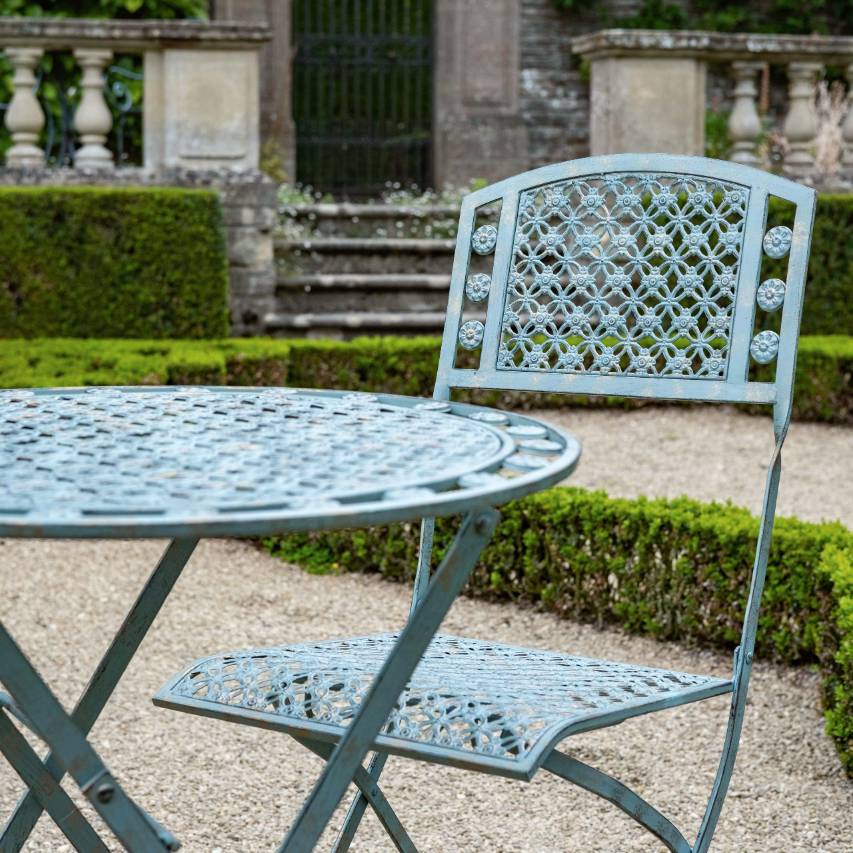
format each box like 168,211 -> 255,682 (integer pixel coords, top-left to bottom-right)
264,488 -> 853,777
1,334 -> 851,424
0,187 -> 229,339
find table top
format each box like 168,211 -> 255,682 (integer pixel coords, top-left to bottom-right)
0,386 -> 581,539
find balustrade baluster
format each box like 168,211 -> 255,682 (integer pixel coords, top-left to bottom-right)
728,62 -> 763,166
4,47 -> 45,168
783,62 -> 822,180
73,48 -> 114,170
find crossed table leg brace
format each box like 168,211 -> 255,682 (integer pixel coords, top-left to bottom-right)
0,509 -> 498,852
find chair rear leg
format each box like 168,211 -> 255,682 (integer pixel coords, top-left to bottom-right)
693,648 -> 750,853
543,750 -> 691,853
293,738 -> 416,853
333,752 -> 389,853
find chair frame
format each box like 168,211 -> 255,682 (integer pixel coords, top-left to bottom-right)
327,155 -> 816,853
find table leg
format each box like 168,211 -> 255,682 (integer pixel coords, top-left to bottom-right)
1,537 -> 198,851
0,621 -> 175,850
0,710 -> 108,853
276,508 -> 500,853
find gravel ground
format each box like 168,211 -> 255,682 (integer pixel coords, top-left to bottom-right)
537,405 -> 853,527
0,408 -> 851,852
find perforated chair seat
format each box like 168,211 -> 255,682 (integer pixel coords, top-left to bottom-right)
155,633 -> 732,780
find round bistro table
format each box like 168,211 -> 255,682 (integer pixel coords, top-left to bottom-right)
0,386 -> 581,853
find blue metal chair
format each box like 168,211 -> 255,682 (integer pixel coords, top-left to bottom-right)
156,155 -> 816,852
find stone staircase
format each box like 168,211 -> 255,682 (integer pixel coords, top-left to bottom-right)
266,203 -> 460,337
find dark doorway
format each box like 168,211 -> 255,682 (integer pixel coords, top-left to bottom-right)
292,0 -> 433,197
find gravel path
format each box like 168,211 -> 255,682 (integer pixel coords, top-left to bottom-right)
1,537 -> 851,853
1,408 -> 851,852
536,405 -> 853,527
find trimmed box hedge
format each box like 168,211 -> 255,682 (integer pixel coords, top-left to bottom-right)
0,187 -> 229,339
0,334 -> 850,425
766,195 -> 853,337
264,488 -> 853,777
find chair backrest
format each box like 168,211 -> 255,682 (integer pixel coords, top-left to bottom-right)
435,155 -> 816,437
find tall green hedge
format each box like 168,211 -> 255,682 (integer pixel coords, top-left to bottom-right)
0,187 -> 229,339
766,195 -> 853,337
0,334 -> 851,424
264,488 -> 853,776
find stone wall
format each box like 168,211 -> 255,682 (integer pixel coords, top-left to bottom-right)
518,0 -> 646,168
0,167 -> 277,337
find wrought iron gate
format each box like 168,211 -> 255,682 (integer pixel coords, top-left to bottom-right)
293,0 -> 433,197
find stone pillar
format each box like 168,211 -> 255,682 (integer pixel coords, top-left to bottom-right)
4,47 -> 45,167
73,48 -> 115,170
841,62 -> 853,184
433,0 -> 529,187
219,176 -> 278,336
211,0 -> 296,181
144,44 -> 262,171
783,61 -> 822,180
728,62 -> 763,166
584,55 -> 706,156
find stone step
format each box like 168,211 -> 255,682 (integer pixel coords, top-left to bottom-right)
275,237 -> 456,275
275,274 -> 451,313
281,202 -> 461,238
264,310 -> 449,338
277,273 -> 450,291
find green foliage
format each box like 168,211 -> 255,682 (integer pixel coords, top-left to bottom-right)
264,487 -> 853,775
554,0 -> 852,35
0,187 -> 229,339
704,108 -> 732,160
0,334 -> 850,424
818,543 -> 853,775
774,195 -> 853,337
0,0 -> 206,18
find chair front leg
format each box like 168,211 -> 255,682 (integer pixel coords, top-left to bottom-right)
277,508 -> 500,853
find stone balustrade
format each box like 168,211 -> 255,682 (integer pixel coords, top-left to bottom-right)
0,17 -> 270,171
572,29 -> 853,185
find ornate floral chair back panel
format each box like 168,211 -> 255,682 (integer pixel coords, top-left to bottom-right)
437,155 -> 816,430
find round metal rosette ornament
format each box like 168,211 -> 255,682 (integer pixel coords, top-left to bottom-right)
471,225 -> 498,255
750,330 -> 779,364
465,273 -> 491,302
762,226 -> 792,259
458,320 -> 485,350
756,278 -> 786,312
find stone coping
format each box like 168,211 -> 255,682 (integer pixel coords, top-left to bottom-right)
572,28 -> 853,63
0,17 -> 270,49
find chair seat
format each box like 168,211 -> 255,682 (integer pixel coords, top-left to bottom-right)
154,633 -> 732,779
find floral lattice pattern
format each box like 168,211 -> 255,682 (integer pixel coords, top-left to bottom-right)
497,173 -> 750,378
162,633 -> 730,770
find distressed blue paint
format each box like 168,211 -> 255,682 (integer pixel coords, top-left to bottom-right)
340,156 -> 816,852
1,155 -> 815,853
0,387 -> 579,540
157,634 -> 732,780
1,538 -> 198,851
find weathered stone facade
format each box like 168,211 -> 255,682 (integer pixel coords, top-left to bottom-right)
518,0 -> 645,167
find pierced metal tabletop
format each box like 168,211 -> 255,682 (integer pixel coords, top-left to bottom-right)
0,386 -> 580,539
